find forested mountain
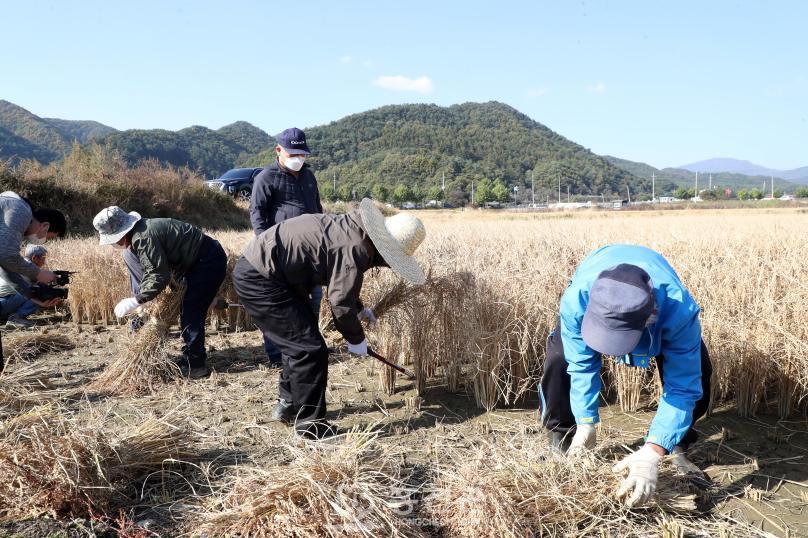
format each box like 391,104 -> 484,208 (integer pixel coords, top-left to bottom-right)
43,118 -> 118,143
217,121 -> 274,154
245,102 -> 645,204
0,100 -> 73,162
0,100 -> 119,163
604,156 -> 801,192
101,122 -> 274,178
0,100 -> 272,178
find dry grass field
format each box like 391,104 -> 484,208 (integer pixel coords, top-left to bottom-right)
1,207 -> 806,537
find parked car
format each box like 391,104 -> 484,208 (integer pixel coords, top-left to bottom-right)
205,167 -> 263,201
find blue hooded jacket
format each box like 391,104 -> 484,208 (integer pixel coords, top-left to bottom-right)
559,244 -> 703,452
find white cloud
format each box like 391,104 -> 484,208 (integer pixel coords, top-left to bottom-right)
527,87 -> 548,98
586,82 -> 606,94
362,59 -> 374,69
373,75 -> 433,94
339,55 -> 353,64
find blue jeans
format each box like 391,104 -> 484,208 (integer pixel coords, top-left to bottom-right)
0,293 -> 38,319
264,285 -> 322,363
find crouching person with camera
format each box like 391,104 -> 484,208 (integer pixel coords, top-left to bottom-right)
0,191 -> 67,371
0,245 -> 64,329
93,206 -> 227,379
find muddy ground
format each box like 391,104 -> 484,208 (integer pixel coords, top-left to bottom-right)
1,310 -> 807,537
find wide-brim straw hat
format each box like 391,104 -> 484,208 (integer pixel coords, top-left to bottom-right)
359,198 -> 426,285
93,206 -> 142,246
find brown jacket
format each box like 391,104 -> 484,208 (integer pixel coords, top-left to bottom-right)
243,209 -> 384,344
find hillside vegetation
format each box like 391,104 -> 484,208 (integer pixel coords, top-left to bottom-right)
246,101 -> 646,203
102,122 -> 274,179
0,144 -> 249,235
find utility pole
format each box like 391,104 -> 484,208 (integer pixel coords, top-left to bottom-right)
771,175 -> 775,198
557,171 -> 561,204
627,185 -> 631,204
567,185 -> 570,203
695,172 -> 698,198
652,172 -> 655,202
531,171 -> 535,206
709,174 -> 712,190
441,172 -> 445,191
333,172 -> 336,191
471,181 -> 475,205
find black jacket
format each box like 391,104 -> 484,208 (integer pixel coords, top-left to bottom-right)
249,160 -> 323,235
243,210 -> 383,344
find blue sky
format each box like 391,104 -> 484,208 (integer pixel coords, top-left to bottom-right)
2,0 -> 806,169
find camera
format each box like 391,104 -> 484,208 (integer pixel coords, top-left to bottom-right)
29,270 -> 76,302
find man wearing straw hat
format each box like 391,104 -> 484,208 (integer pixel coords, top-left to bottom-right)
233,198 -> 426,440
93,207 -> 227,379
540,244 -> 711,507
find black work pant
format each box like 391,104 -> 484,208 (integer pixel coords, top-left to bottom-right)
232,256 -> 328,426
125,236 -> 227,367
539,324 -> 712,449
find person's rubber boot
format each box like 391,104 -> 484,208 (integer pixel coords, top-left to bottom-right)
270,399 -> 296,424
670,445 -> 702,475
548,430 -> 572,453
295,420 -> 338,441
179,362 -> 211,379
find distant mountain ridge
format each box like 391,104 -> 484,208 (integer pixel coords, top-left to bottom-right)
605,156 -> 802,192
679,157 -> 808,183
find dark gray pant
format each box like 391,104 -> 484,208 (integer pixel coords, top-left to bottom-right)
122,237 -> 226,367
232,256 -> 328,426
540,323 -> 712,449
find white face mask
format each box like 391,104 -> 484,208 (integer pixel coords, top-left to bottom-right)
26,233 -> 46,245
283,156 -> 305,172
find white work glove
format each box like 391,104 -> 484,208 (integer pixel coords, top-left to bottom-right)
612,444 -> 662,507
358,308 -> 377,330
347,339 -> 368,356
670,445 -> 701,475
569,423 -> 597,452
114,297 -> 140,318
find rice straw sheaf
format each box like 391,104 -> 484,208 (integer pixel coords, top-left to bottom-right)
0,362 -> 60,416
0,405 -> 196,521
3,332 -> 75,364
196,427 -> 425,538
425,436 -> 704,537
87,283 -> 185,396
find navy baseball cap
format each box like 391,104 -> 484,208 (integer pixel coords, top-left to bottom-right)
581,264 -> 655,356
276,127 -> 310,155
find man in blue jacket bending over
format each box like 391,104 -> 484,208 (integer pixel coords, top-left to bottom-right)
540,244 -> 711,507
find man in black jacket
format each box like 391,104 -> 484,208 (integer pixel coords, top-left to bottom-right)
249,127 -> 323,367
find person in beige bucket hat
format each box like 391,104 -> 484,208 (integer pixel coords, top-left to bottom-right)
232,198 -> 426,440
93,206 -> 228,379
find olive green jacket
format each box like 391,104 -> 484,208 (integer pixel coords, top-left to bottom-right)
130,218 -> 203,303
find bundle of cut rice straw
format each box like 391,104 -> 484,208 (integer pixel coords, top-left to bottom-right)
88,284 -> 185,395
